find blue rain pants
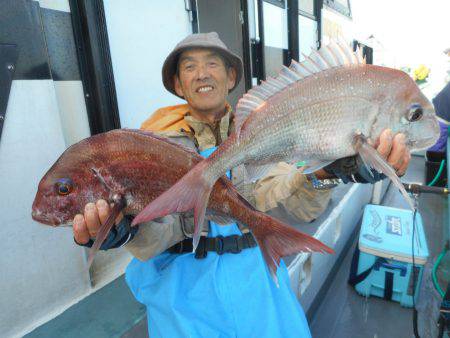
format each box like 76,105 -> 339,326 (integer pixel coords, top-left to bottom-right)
125,146 -> 312,338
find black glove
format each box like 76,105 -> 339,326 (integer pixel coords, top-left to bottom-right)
74,215 -> 139,250
323,155 -> 386,184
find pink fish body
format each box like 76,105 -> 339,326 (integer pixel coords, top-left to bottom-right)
32,129 -> 333,277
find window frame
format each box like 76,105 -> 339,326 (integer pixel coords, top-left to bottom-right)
324,0 -> 352,18
263,0 -> 286,9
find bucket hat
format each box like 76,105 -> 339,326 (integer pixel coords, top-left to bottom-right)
162,32 -> 243,98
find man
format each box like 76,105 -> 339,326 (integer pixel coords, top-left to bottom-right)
73,32 -> 410,337
428,82 -> 450,152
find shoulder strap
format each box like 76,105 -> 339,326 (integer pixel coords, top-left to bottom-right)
348,246 -> 380,286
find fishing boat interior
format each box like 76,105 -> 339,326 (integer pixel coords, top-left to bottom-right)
1,0 -> 449,337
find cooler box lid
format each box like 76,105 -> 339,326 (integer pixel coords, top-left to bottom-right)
359,204 -> 429,265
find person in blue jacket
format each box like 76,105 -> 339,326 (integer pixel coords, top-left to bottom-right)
73,32 -> 411,337
428,81 -> 450,152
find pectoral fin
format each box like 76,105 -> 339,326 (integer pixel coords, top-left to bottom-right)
300,159 -> 334,174
87,194 -> 126,268
353,133 -> 415,210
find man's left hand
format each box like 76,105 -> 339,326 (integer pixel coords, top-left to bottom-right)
374,129 -> 411,177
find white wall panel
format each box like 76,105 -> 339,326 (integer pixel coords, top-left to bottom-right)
37,0 -> 70,12
0,80 -> 92,338
54,81 -> 91,147
262,1 -> 288,49
103,0 -> 193,129
298,15 -> 317,60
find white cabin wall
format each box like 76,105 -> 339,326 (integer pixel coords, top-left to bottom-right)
0,80 -> 93,338
0,1 -> 95,337
103,0 -> 193,129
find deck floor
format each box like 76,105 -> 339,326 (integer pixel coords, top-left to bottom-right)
310,156 -> 447,338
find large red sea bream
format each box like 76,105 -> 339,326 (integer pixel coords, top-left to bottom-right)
32,129 -> 333,277
133,39 -> 440,249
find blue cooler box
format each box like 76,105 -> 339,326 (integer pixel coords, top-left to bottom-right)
354,204 -> 429,307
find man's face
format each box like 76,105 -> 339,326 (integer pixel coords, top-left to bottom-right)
174,48 -> 236,114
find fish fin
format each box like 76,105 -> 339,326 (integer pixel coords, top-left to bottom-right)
300,160 -> 335,174
249,210 -> 334,285
234,38 -> 365,133
132,160 -> 212,251
300,53 -> 322,72
354,134 -> 415,210
91,168 -> 116,192
337,37 -> 358,64
87,195 -> 126,268
328,40 -> 349,65
244,162 -> 275,182
309,48 -> 331,68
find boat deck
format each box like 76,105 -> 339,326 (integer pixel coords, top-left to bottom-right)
310,156 -> 447,338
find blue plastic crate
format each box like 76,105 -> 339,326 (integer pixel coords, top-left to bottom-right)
355,204 -> 429,307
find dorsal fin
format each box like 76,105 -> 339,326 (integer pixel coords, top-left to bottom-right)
234,38 -> 366,133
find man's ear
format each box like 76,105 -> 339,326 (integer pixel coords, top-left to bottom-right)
227,67 -> 237,91
174,75 -> 185,98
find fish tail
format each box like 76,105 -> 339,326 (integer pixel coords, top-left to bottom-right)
132,160 -> 214,250
248,211 -> 334,285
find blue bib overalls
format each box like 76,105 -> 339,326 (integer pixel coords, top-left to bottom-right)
125,147 -> 312,338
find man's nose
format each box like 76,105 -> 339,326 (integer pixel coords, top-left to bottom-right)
196,64 -> 210,80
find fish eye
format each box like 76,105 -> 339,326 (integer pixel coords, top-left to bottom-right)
55,178 -> 74,196
407,104 -> 423,122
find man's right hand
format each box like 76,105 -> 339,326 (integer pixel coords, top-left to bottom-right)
73,199 -> 124,245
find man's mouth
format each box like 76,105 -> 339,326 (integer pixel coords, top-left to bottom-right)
196,85 -> 214,93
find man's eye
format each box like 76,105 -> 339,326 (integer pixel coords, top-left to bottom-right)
184,65 -> 194,71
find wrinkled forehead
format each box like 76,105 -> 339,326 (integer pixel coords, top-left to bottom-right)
178,48 -> 227,66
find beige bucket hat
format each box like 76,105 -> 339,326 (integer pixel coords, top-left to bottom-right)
162,32 -> 243,98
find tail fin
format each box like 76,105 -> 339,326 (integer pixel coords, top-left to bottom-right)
132,161 -> 213,249
249,212 -> 334,285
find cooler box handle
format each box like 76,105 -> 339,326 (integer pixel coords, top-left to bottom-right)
374,260 -> 407,277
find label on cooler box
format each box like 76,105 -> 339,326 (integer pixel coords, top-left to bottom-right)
386,215 -> 402,236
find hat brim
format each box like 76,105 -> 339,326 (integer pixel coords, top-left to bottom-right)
162,45 -> 243,99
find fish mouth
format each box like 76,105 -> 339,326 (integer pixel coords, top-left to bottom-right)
408,135 -> 440,151
31,210 -> 62,226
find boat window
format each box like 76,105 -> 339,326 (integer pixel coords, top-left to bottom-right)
324,0 -> 352,18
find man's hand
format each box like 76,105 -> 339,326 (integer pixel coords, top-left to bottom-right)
373,129 -> 411,177
317,129 -> 411,181
73,199 -> 124,245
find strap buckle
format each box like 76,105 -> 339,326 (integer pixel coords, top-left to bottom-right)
215,235 -> 242,255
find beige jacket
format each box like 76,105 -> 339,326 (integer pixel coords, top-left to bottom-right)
125,105 -> 333,260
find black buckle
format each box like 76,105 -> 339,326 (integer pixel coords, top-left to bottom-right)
215,235 -> 225,255
194,236 -> 208,259
216,235 -> 242,255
